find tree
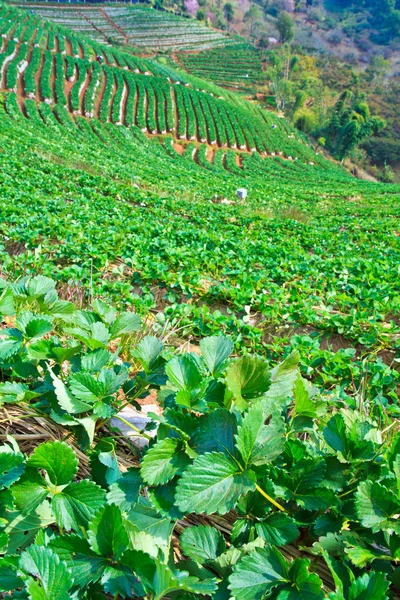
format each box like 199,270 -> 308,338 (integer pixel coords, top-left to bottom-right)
293,107 -> 316,132
223,2 -> 234,27
276,11 -> 294,43
320,92 -> 386,160
244,5 -> 263,36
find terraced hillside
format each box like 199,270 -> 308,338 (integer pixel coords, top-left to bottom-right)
23,3 -> 236,50
0,2 -> 329,165
178,43 -> 268,94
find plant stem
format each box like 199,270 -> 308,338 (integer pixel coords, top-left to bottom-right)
113,414 -> 152,440
255,483 -> 285,512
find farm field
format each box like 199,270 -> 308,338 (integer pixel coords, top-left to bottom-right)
22,3 -> 236,50
177,43 -> 268,94
0,2 -> 400,599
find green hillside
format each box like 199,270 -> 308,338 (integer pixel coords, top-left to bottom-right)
22,3 -> 237,50
1,2 -> 400,599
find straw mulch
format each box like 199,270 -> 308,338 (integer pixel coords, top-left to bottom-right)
0,405 -> 345,594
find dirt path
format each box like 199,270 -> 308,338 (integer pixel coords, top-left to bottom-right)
171,86 -> 179,137
65,36 -> 72,58
119,76 -> 128,125
132,80 -> 139,128
16,45 -> 31,105
79,67 -> 92,115
206,146 -> 214,164
94,68 -> 106,119
143,86 -> 149,132
34,51 -> 45,102
64,77 -> 75,112
100,8 -> 128,44
0,34 -> 8,54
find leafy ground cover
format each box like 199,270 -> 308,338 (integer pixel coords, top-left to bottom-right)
1,277 -> 400,599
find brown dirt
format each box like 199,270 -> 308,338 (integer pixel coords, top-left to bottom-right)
79,68 -> 92,115
64,36 -> 72,57
94,68 -> 106,119
172,141 -> 185,155
34,51 -> 45,102
206,146 -> 214,163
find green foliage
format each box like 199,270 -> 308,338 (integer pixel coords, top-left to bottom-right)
276,10 -> 295,43
0,279 -> 400,597
320,91 -> 386,159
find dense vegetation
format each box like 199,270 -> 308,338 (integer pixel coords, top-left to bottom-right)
0,1 -> 400,598
1,277 -> 400,599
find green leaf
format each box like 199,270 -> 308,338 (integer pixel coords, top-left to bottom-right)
348,572 -> 390,600
0,286 -> 15,316
229,545 -> 289,600
133,336 -> 163,372
125,498 -> 174,561
28,441 -> 78,486
11,469 -> 48,513
191,408 -> 237,456
0,446 -> 25,489
110,312 -> 141,337
225,356 -> 271,410
141,438 -> 190,486
92,298 -> 117,324
324,414 -> 349,458
0,337 -> 23,360
101,564 -> 142,598
48,534 -> 106,588
180,525 -> 226,563
199,336 -> 233,375
175,452 -> 255,515
165,354 -> 203,391
5,501 -> 54,553
49,368 -> 92,415
16,312 -> 53,340
284,558 -> 325,600
26,276 -> 55,299
52,479 -> 106,531
345,543 -> 385,568
69,372 -> 103,403
151,561 -> 217,600
235,404 -> 284,466
229,547 -> 323,600
263,350 -> 300,406
19,545 -> 73,600
88,504 -> 129,559
0,557 -> 23,592
0,382 -> 40,404
107,468 -> 142,512
355,481 -> 400,533
293,375 -> 318,418
255,513 -> 299,546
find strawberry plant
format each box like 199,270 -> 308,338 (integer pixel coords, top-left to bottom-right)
0,277 -> 399,598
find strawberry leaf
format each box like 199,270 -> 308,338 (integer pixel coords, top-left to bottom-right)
28,441 -> 78,486
235,404 -> 284,466
180,525 -> 226,563
140,438 -> 190,486
20,545 -> 73,600
175,451 -> 256,514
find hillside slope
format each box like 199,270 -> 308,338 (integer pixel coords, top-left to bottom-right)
0,1 -> 400,358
